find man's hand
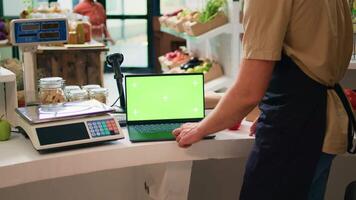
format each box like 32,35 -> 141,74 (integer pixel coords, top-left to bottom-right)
172,123 -> 205,148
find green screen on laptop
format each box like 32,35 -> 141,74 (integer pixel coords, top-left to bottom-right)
125,74 -> 204,122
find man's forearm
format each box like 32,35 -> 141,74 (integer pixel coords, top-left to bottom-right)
197,59 -> 275,136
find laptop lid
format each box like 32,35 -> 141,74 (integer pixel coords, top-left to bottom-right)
125,73 -> 205,125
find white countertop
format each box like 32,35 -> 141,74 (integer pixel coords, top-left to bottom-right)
0,122 -> 254,189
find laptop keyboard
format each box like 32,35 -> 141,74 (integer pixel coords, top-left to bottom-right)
132,123 -> 182,134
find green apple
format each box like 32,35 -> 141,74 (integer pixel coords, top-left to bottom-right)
0,115 -> 11,141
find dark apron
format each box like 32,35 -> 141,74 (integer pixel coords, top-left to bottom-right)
240,54 -> 328,200
239,53 -> 356,200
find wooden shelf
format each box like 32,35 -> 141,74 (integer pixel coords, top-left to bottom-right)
161,23 -> 232,43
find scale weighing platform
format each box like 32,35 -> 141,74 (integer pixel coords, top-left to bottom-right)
16,100 -> 124,151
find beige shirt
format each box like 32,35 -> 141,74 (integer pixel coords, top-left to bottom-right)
242,0 -> 353,154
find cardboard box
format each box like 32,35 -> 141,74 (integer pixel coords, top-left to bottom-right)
183,12 -> 228,36
171,19 -> 187,33
204,63 -> 224,83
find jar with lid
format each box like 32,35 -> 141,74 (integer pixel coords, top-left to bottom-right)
89,88 -> 108,104
38,77 -> 66,107
64,85 -> 81,99
82,84 -> 101,92
76,21 -> 85,44
67,89 -> 89,102
82,16 -> 92,43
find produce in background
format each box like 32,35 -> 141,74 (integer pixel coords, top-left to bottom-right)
159,47 -> 190,71
0,58 -> 25,107
182,59 -> 213,74
0,20 -> 9,40
159,9 -> 183,27
163,9 -> 183,17
168,57 -> 224,83
166,50 -> 189,63
177,10 -> 200,22
0,59 -> 24,91
180,57 -> 203,70
198,0 -> 227,24
344,89 -> 356,110
182,0 -> 228,36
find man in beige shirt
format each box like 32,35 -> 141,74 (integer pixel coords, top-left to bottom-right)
173,0 -> 355,199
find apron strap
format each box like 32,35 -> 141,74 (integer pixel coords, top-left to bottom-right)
331,84 -> 356,154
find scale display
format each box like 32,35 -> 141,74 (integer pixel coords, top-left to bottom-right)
10,18 -> 68,45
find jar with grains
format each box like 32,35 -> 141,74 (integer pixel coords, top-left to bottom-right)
64,85 -> 81,99
38,77 -> 66,107
82,84 -> 101,92
67,89 -> 88,102
89,88 -> 108,104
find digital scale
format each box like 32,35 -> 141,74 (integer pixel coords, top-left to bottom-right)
10,18 -> 68,104
8,18 -> 125,151
16,100 -> 124,151
10,18 -> 68,45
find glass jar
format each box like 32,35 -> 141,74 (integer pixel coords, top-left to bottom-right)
82,84 -> 101,92
76,21 -> 85,44
89,88 -> 108,104
82,16 -> 92,42
38,77 -> 66,107
49,2 -> 61,13
67,89 -> 89,102
64,85 -> 81,99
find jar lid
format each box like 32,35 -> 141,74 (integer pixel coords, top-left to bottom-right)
82,84 -> 101,91
39,77 -> 65,88
65,85 -> 80,91
69,89 -> 88,96
89,88 -> 108,95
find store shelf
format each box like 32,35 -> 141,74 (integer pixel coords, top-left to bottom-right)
349,59 -> 356,69
205,76 -> 233,92
161,23 -> 232,43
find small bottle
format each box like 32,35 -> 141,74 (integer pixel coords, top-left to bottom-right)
68,89 -> 89,102
38,77 -> 66,107
89,88 -> 108,104
82,16 -> 92,43
68,31 -> 78,44
76,21 -> 85,44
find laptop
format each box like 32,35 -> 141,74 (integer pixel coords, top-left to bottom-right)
125,73 -> 212,142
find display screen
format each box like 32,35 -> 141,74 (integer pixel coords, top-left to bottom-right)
125,74 -> 205,122
42,23 -> 59,30
39,32 -> 60,39
36,122 -> 89,145
21,24 -> 40,31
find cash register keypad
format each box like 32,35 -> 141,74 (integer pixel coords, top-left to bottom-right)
87,119 -> 120,137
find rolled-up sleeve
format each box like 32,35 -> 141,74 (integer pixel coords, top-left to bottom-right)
242,0 -> 293,61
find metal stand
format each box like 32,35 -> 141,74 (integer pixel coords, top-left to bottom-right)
21,46 -> 38,105
106,53 -> 126,113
